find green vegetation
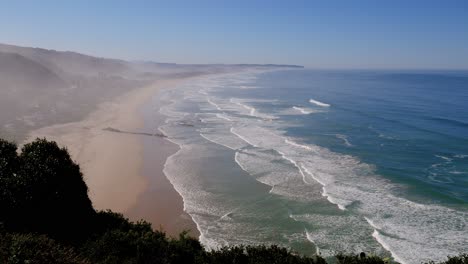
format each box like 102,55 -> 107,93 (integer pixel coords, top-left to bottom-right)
0,138 -> 466,264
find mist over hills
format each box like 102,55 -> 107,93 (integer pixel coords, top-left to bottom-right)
0,44 -> 146,141
0,43 -> 131,78
0,51 -> 66,91
0,43 -> 302,141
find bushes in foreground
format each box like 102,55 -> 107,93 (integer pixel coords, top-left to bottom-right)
0,233 -> 89,264
0,138 -> 466,263
0,138 -> 95,244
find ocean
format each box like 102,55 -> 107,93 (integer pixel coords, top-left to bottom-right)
152,69 -> 468,264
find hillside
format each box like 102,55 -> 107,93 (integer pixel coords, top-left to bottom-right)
0,43 -> 131,78
0,43 -> 302,141
0,44 -> 148,141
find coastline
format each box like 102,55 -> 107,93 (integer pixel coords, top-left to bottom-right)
26,77 -> 200,237
125,91 -> 200,237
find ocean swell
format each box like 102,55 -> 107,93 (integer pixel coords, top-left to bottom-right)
156,71 -> 468,264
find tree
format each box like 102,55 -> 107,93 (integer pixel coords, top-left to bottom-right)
81,211 -> 170,264
0,232 -> 90,264
0,139 -> 20,228
0,139 -> 18,177
0,138 -> 96,243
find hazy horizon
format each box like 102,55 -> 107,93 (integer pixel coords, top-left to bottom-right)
1,0 -> 467,69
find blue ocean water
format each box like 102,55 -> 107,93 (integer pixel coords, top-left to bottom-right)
226,70 -> 468,203
155,69 -> 468,264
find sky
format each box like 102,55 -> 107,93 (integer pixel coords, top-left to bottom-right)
0,0 -> 467,69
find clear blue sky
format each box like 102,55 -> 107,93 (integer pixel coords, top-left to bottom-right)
1,0 -> 467,69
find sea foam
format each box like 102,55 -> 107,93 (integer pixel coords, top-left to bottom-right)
156,71 -> 468,264
309,98 -> 331,107
292,106 -> 314,114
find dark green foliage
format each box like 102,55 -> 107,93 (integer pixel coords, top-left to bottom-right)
426,254 -> 468,264
93,210 -> 135,233
444,255 -> 468,264
335,253 -> 386,264
245,245 -> 326,264
205,246 -> 248,264
0,139 -> 20,224
167,231 -> 205,264
204,245 -> 326,264
0,137 -> 467,264
0,139 -> 18,177
82,211 -> 170,264
82,212 -> 205,264
0,138 -> 95,243
0,232 -> 89,264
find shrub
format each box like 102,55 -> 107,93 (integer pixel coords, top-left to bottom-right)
427,254 -> 468,264
81,213 -> 169,264
0,232 -> 89,264
204,245 -> 326,264
0,139 -> 20,224
1,137 -> 467,264
335,253 -> 386,264
0,139 -> 18,177
0,138 -> 95,243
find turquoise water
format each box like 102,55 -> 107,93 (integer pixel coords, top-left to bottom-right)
154,69 -> 468,264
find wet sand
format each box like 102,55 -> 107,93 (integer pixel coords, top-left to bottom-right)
125,100 -> 200,237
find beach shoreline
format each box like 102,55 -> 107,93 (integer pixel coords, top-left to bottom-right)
125,89 -> 200,237
26,77 -> 201,237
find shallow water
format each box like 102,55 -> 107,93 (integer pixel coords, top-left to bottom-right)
154,69 -> 468,264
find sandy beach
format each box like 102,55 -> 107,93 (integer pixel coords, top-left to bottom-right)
126,106 -> 200,237
26,77 -> 199,237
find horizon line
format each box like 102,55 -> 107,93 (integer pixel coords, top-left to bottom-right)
2,41 -> 468,72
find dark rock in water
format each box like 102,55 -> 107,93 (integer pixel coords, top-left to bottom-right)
103,127 -> 166,138
154,132 -> 167,138
103,127 -> 121,133
178,121 -> 195,127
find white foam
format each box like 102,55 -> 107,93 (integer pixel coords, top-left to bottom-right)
200,128 -> 249,150
373,230 -> 406,264
285,139 -> 313,151
232,99 -> 256,116
276,150 -> 309,185
156,70 -> 468,264
216,113 -> 233,122
220,211 -> 234,220
230,127 -> 258,147
277,106 -> 322,116
297,214 -> 382,256
229,98 -> 277,120
305,229 -> 321,255
228,125 -> 468,264
435,155 -> 453,162
239,85 -> 257,89
292,106 -> 313,114
336,134 -> 353,147
309,98 -> 331,107
207,97 -> 223,111
234,149 -> 297,187
428,173 -> 454,184
378,133 -> 395,140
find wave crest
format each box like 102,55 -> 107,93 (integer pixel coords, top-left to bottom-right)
309,98 -> 330,107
